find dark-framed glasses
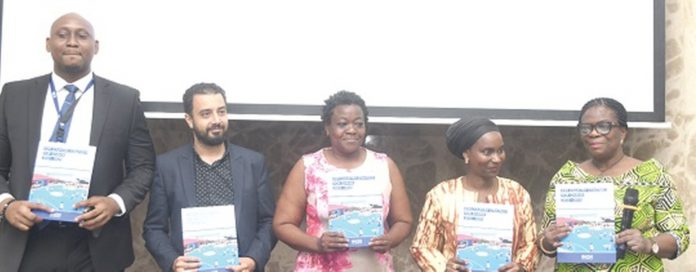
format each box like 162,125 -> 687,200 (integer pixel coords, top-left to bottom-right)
577,121 -> 620,136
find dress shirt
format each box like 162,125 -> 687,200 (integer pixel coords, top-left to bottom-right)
0,72 -> 126,216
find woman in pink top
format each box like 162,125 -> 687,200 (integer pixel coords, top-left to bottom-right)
273,91 -> 413,271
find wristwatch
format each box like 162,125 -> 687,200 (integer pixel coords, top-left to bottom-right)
649,237 -> 660,255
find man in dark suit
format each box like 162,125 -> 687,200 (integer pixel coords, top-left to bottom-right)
0,13 -> 155,272
143,83 -> 276,272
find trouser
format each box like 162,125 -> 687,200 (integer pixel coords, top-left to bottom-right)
19,221 -> 94,272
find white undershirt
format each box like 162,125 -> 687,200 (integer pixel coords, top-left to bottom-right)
40,73 -> 94,144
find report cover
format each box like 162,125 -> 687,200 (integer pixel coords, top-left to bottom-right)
456,202 -> 514,272
28,142 -> 96,222
182,205 -> 239,271
555,183 -> 616,263
328,174 -> 384,248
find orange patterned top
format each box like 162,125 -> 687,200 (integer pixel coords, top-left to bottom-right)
410,177 -> 538,272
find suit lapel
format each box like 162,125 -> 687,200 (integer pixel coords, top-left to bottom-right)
90,76 -> 113,146
178,147 -> 197,207
228,147 -> 244,220
25,75 -> 50,198
27,76 -> 50,143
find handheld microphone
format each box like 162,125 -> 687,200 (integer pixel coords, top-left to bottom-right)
616,188 -> 639,259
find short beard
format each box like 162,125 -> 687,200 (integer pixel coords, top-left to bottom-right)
61,64 -> 87,76
63,65 -> 81,73
193,127 -> 226,146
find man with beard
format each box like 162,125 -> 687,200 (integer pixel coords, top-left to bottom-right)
143,83 -> 276,272
0,13 -> 155,272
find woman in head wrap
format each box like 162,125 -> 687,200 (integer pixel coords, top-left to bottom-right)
410,118 -> 538,272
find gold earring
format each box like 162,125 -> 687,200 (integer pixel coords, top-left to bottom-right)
464,156 -> 469,164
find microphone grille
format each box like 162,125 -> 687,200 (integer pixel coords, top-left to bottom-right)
624,188 -> 639,205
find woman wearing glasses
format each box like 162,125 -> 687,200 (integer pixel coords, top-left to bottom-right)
539,97 -> 690,271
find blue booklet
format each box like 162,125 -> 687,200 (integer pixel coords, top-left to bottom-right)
456,202 -> 513,272
328,174 -> 384,248
29,142 -> 96,222
555,183 -> 616,263
182,205 -> 239,271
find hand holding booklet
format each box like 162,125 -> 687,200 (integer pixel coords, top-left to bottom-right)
555,183 -> 616,263
328,173 -> 384,248
456,202 -> 513,272
182,205 -> 239,272
28,142 -> 96,222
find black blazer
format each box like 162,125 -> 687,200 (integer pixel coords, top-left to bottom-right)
0,74 -> 155,272
143,143 -> 277,272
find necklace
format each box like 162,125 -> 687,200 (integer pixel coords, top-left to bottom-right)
592,154 -> 625,176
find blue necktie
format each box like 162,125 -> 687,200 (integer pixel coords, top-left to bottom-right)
61,84 -> 78,115
49,84 -> 79,142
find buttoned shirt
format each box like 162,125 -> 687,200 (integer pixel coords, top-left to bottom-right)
193,145 -> 234,207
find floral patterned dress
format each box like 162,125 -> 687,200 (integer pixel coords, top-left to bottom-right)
295,148 -> 394,272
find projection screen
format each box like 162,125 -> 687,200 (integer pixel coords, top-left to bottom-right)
0,0 -> 665,126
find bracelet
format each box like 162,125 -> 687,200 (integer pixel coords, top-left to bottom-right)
1,199 -> 16,220
538,236 -> 557,255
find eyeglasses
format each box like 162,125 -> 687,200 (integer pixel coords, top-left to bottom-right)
577,121 -> 621,136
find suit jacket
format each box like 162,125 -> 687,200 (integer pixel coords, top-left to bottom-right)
0,74 -> 155,272
143,143 -> 276,272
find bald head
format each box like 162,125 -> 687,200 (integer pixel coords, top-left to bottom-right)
50,13 -> 95,37
46,12 -> 99,82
